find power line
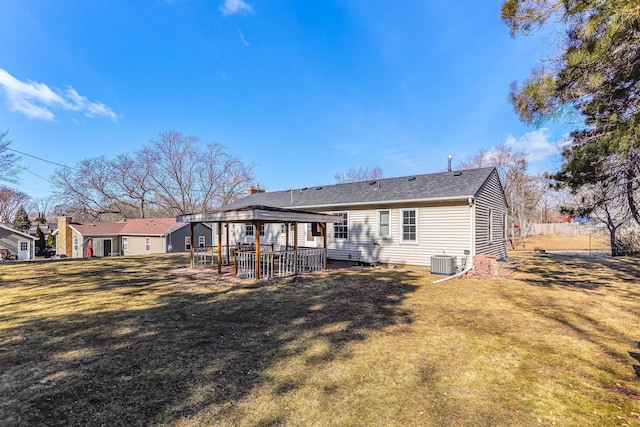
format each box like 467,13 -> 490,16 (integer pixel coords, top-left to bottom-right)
6,147 -> 80,171
19,167 -> 56,186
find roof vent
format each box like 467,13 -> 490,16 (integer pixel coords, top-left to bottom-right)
300,187 -> 308,192
408,176 -> 416,181
454,171 -> 462,176
316,187 -> 323,190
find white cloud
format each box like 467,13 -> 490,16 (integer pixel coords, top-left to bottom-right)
503,128 -> 567,162
220,0 -> 254,16
239,30 -> 250,46
0,68 -> 118,121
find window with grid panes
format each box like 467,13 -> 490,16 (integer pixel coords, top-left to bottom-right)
333,212 -> 348,239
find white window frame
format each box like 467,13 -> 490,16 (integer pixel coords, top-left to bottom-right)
502,212 -> 507,241
377,210 -> 391,239
489,209 -> 494,243
73,236 -> 79,251
333,212 -> 348,240
122,236 -> 128,250
400,208 -> 418,244
198,235 -> 206,247
245,224 -> 254,237
259,224 -> 265,237
185,236 -> 191,250
145,237 -> 151,251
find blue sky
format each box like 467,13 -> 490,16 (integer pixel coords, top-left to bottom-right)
0,0 -> 570,200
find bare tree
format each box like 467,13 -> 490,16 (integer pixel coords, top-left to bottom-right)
458,142 -> 548,236
334,166 -> 384,183
0,187 -> 29,223
140,131 -> 255,215
51,130 -> 255,219
0,130 -> 22,184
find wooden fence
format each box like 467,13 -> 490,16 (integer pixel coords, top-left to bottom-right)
524,223 -> 604,236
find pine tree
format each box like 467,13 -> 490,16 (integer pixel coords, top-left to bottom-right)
47,233 -> 56,249
12,205 -> 31,232
34,225 -> 46,254
502,0 -> 640,253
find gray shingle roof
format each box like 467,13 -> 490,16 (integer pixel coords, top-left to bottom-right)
224,167 -> 497,209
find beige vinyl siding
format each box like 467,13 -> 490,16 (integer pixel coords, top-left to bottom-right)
475,170 -> 508,258
318,203 -> 471,267
70,230 -> 84,258
124,236 -> 164,255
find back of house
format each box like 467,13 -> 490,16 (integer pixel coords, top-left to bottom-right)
222,167 -> 508,268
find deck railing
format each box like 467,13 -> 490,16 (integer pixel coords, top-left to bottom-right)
192,245 -> 232,267
236,248 -> 326,279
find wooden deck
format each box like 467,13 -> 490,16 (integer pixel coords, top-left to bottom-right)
192,245 -> 327,279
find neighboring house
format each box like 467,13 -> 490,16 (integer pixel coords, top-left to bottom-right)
222,167 -> 508,268
56,216 -> 213,258
0,224 -> 37,260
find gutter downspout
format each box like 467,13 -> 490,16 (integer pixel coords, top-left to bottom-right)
432,197 -> 475,284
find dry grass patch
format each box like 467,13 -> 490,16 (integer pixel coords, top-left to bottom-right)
511,233 -> 610,252
1,254 -> 639,426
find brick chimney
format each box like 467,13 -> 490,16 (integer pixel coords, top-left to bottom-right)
247,186 -> 266,195
57,215 -> 73,257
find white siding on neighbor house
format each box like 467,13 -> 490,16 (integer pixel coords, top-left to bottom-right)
474,170 -> 508,259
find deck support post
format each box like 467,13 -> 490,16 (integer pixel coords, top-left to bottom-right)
217,222 -> 223,274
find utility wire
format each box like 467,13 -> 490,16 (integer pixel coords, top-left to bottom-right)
18,166 -> 56,185
6,147 -> 80,171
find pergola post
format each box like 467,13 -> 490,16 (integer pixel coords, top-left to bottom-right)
293,223 -> 298,274
225,222 -> 230,265
189,222 -> 195,268
217,222 -> 222,274
285,222 -> 289,250
321,222 -> 327,268
255,220 -> 262,279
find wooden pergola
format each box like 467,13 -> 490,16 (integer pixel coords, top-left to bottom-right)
176,205 -> 342,279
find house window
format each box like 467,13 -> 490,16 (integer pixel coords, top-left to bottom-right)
281,224 -> 287,233
122,237 -> 128,250
185,236 -> 191,250
333,212 -> 348,239
502,212 -> 507,240
306,224 -> 314,242
259,224 -> 265,236
245,224 -> 254,236
489,210 -> 494,243
198,236 -> 206,247
145,237 -> 151,251
378,210 -> 390,238
401,209 -> 417,242
73,236 -> 78,251
20,241 -> 28,251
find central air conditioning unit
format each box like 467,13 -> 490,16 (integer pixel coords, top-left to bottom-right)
431,255 -> 457,275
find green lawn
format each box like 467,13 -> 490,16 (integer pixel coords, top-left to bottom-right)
1,253 -> 639,426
